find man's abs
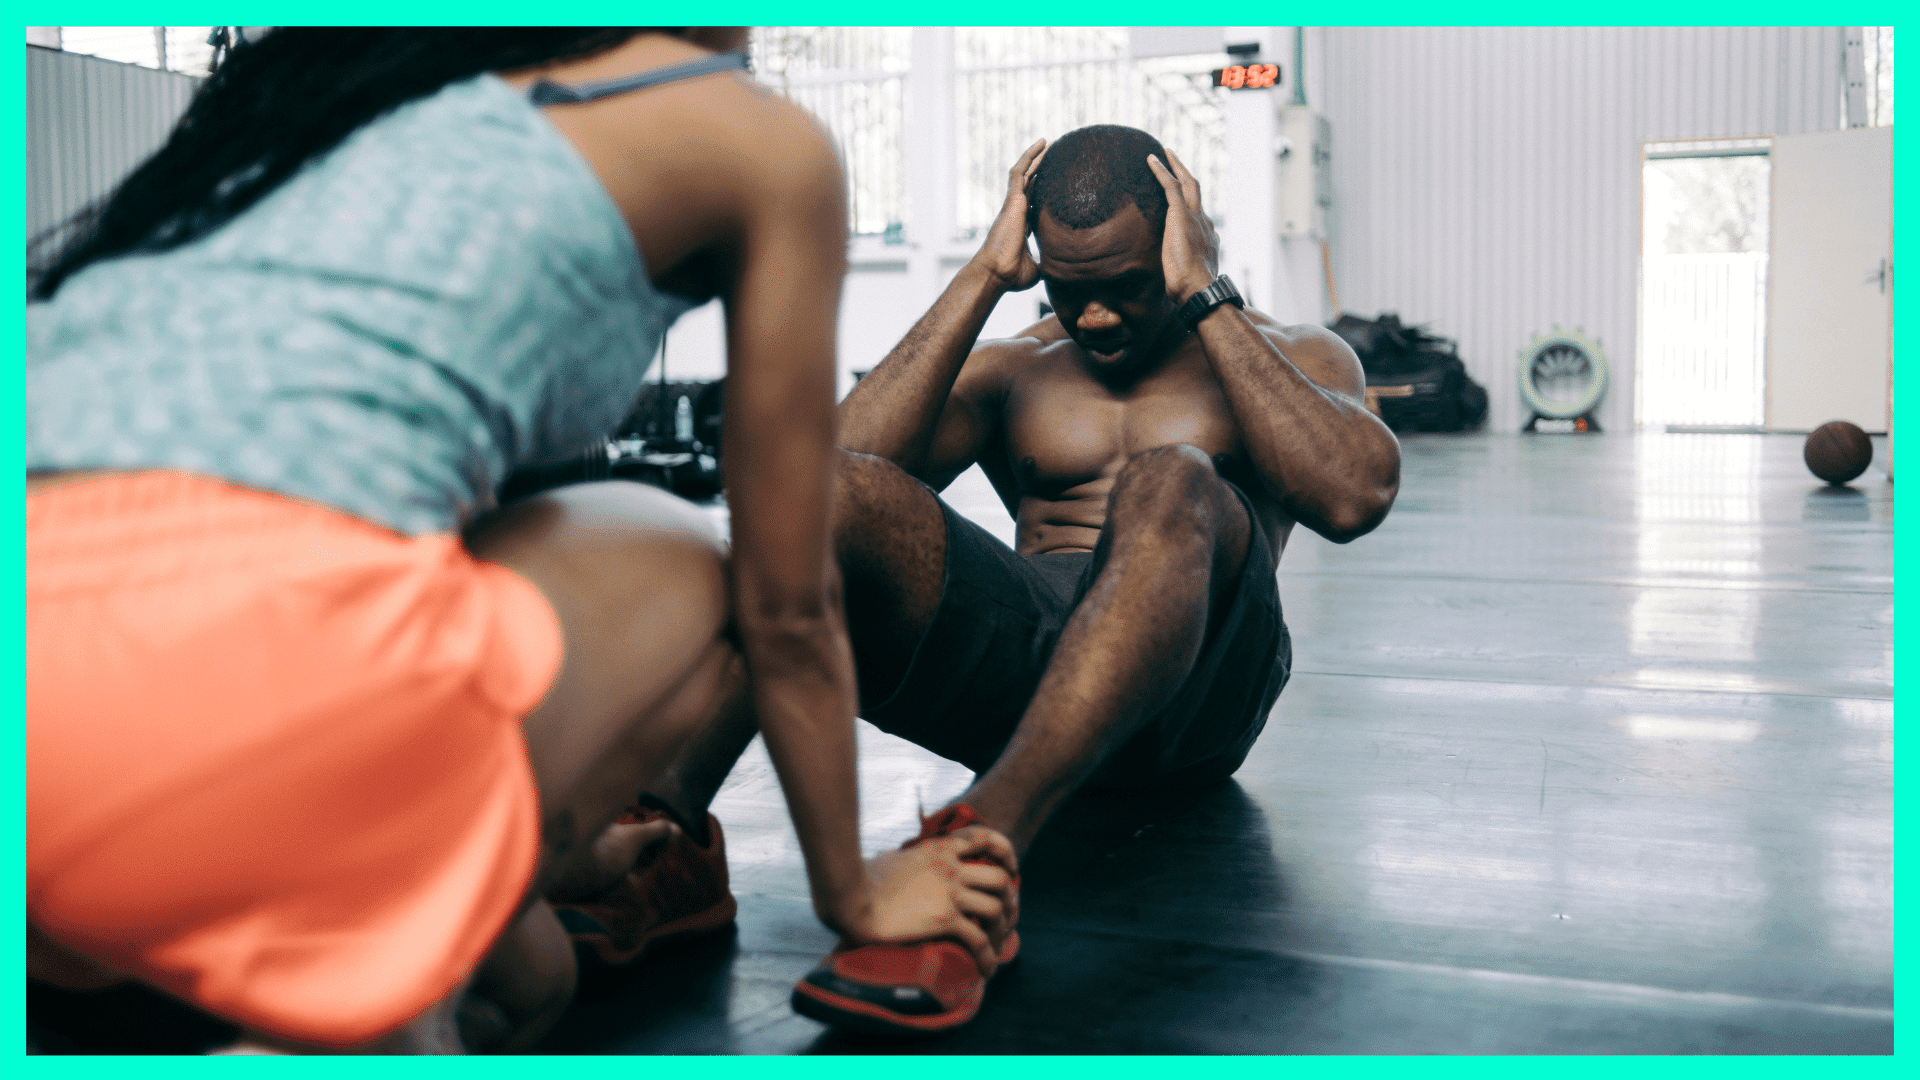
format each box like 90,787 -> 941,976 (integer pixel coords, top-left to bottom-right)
1013,485 -> 1113,554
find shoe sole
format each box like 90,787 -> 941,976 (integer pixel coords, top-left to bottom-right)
791,977 -> 981,1036
788,931 -> 1020,1037
571,893 -> 739,969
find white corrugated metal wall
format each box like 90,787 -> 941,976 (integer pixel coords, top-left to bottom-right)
26,45 -> 200,245
1319,26 -> 1845,433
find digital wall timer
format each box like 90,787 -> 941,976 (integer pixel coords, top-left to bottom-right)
1211,63 -> 1280,90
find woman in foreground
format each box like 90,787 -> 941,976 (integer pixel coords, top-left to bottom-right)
26,27 -> 1014,1053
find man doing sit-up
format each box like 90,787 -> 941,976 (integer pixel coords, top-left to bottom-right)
785,124 -> 1401,1033
559,124 -> 1400,1039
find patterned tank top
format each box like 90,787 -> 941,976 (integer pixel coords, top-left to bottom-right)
26,54 -> 748,535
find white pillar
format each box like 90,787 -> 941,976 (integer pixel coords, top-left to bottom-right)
905,27 -> 956,309
1219,27 -> 1285,319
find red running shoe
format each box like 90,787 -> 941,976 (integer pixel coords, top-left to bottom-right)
553,807 -> 738,968
791,804 -> 1020,1036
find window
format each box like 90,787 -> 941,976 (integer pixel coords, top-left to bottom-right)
1862,27 -> 1894,127
955,28 -> 1226,237
751,27 -> 910,236
30,27 -> 218,75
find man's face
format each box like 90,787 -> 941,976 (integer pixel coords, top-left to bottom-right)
1034,202 -> 1178,375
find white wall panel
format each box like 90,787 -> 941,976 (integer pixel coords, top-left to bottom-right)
1320,26 -> 1843,432
26,45 -> 199,245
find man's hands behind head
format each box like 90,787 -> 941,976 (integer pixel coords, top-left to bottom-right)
970,139 -> 1049,293
1146,149 -> 1221,304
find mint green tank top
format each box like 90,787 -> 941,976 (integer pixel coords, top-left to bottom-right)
27,64 -> 727,535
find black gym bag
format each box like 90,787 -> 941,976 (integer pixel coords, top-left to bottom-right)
1328,312 -> 1488,433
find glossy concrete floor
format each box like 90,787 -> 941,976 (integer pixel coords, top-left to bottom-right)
27,432 -> 1894,1055
537,432 -> 1894,1054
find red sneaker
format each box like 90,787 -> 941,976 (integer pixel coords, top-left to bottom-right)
553,807 -> 738,968
791,804 -> 1020,1036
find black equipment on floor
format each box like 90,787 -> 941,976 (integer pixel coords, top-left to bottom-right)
1329,312 -> 1488,433
497,378 -> 725,505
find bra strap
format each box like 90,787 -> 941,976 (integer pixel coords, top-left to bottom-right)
528,50 -> 750,106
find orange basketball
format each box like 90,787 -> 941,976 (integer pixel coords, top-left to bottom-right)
1804,421 -> 1874,485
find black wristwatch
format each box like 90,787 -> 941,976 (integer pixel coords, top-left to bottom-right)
1177,274 -> 1244,329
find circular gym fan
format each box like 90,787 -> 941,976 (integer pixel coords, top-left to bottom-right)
1518,327 -> 1609,431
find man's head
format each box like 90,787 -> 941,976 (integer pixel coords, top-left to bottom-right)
1026,124 -> 1171,236
1026,126 -> 1181,375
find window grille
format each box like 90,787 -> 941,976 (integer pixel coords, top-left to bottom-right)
39,27 -> 217,75
954,28 -> 1226,237
751,27 -> 910,236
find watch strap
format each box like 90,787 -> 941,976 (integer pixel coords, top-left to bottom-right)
1178,275 -> 1244,329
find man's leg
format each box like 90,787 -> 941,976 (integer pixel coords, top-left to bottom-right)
959,444 -> 1251,854
616,446 -> 950,840
829,448 -> 951,704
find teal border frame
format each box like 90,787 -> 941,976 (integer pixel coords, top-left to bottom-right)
5,5 -> 1907,1075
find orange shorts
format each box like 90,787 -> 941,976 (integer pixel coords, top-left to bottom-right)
26,471 -> 563,1046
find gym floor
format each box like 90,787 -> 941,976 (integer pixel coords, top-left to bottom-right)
538,430 -> 1894,1055
27,431 -> 1894,1054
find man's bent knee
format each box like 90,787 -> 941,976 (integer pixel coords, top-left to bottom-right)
831,447 -> 917,519
1111,444 -> 1233,525
1116,443 -> 1214,487
830,447 -> 945,552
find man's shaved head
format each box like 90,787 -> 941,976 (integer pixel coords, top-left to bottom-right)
1027,125 -> 1171,234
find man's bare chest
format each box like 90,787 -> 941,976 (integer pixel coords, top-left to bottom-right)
1000,356 -> 1245,495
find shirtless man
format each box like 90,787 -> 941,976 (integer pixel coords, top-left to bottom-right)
784,124 -> 1403,1035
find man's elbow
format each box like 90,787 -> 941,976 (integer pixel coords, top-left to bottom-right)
1315,483 -> 1398,543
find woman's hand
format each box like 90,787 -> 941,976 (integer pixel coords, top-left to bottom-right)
821,824 -> 1020,976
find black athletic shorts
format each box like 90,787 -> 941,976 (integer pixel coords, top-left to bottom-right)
860,480 -> 1290,790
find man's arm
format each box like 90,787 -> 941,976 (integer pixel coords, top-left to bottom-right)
838,139 -> 1048,488
1147,153 -> 1400,543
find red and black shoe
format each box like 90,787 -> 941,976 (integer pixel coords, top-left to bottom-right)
553,807 -> 738,968
791,804 -> 1020,1036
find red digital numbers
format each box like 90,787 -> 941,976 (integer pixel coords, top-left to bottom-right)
1213,63 -> 1279,90
1213,63 -> 1274,90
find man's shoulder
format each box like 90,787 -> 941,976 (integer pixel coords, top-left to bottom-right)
1239,309 -> 1343,349
1225,310 -> 1353,362
1234,309 -> 1365,392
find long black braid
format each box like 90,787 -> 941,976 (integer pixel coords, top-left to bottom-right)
30,27 -> 658,299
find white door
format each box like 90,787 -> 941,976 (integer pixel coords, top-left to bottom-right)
1765,126 -> 1894,432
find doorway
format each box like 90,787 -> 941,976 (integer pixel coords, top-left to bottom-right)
1637,138 -> 1772,431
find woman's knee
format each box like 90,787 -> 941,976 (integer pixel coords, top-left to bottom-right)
461,900 -> 577,1054
473,482 -> 732,641
471,481 -> 725,566
485,484 -> 738,826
